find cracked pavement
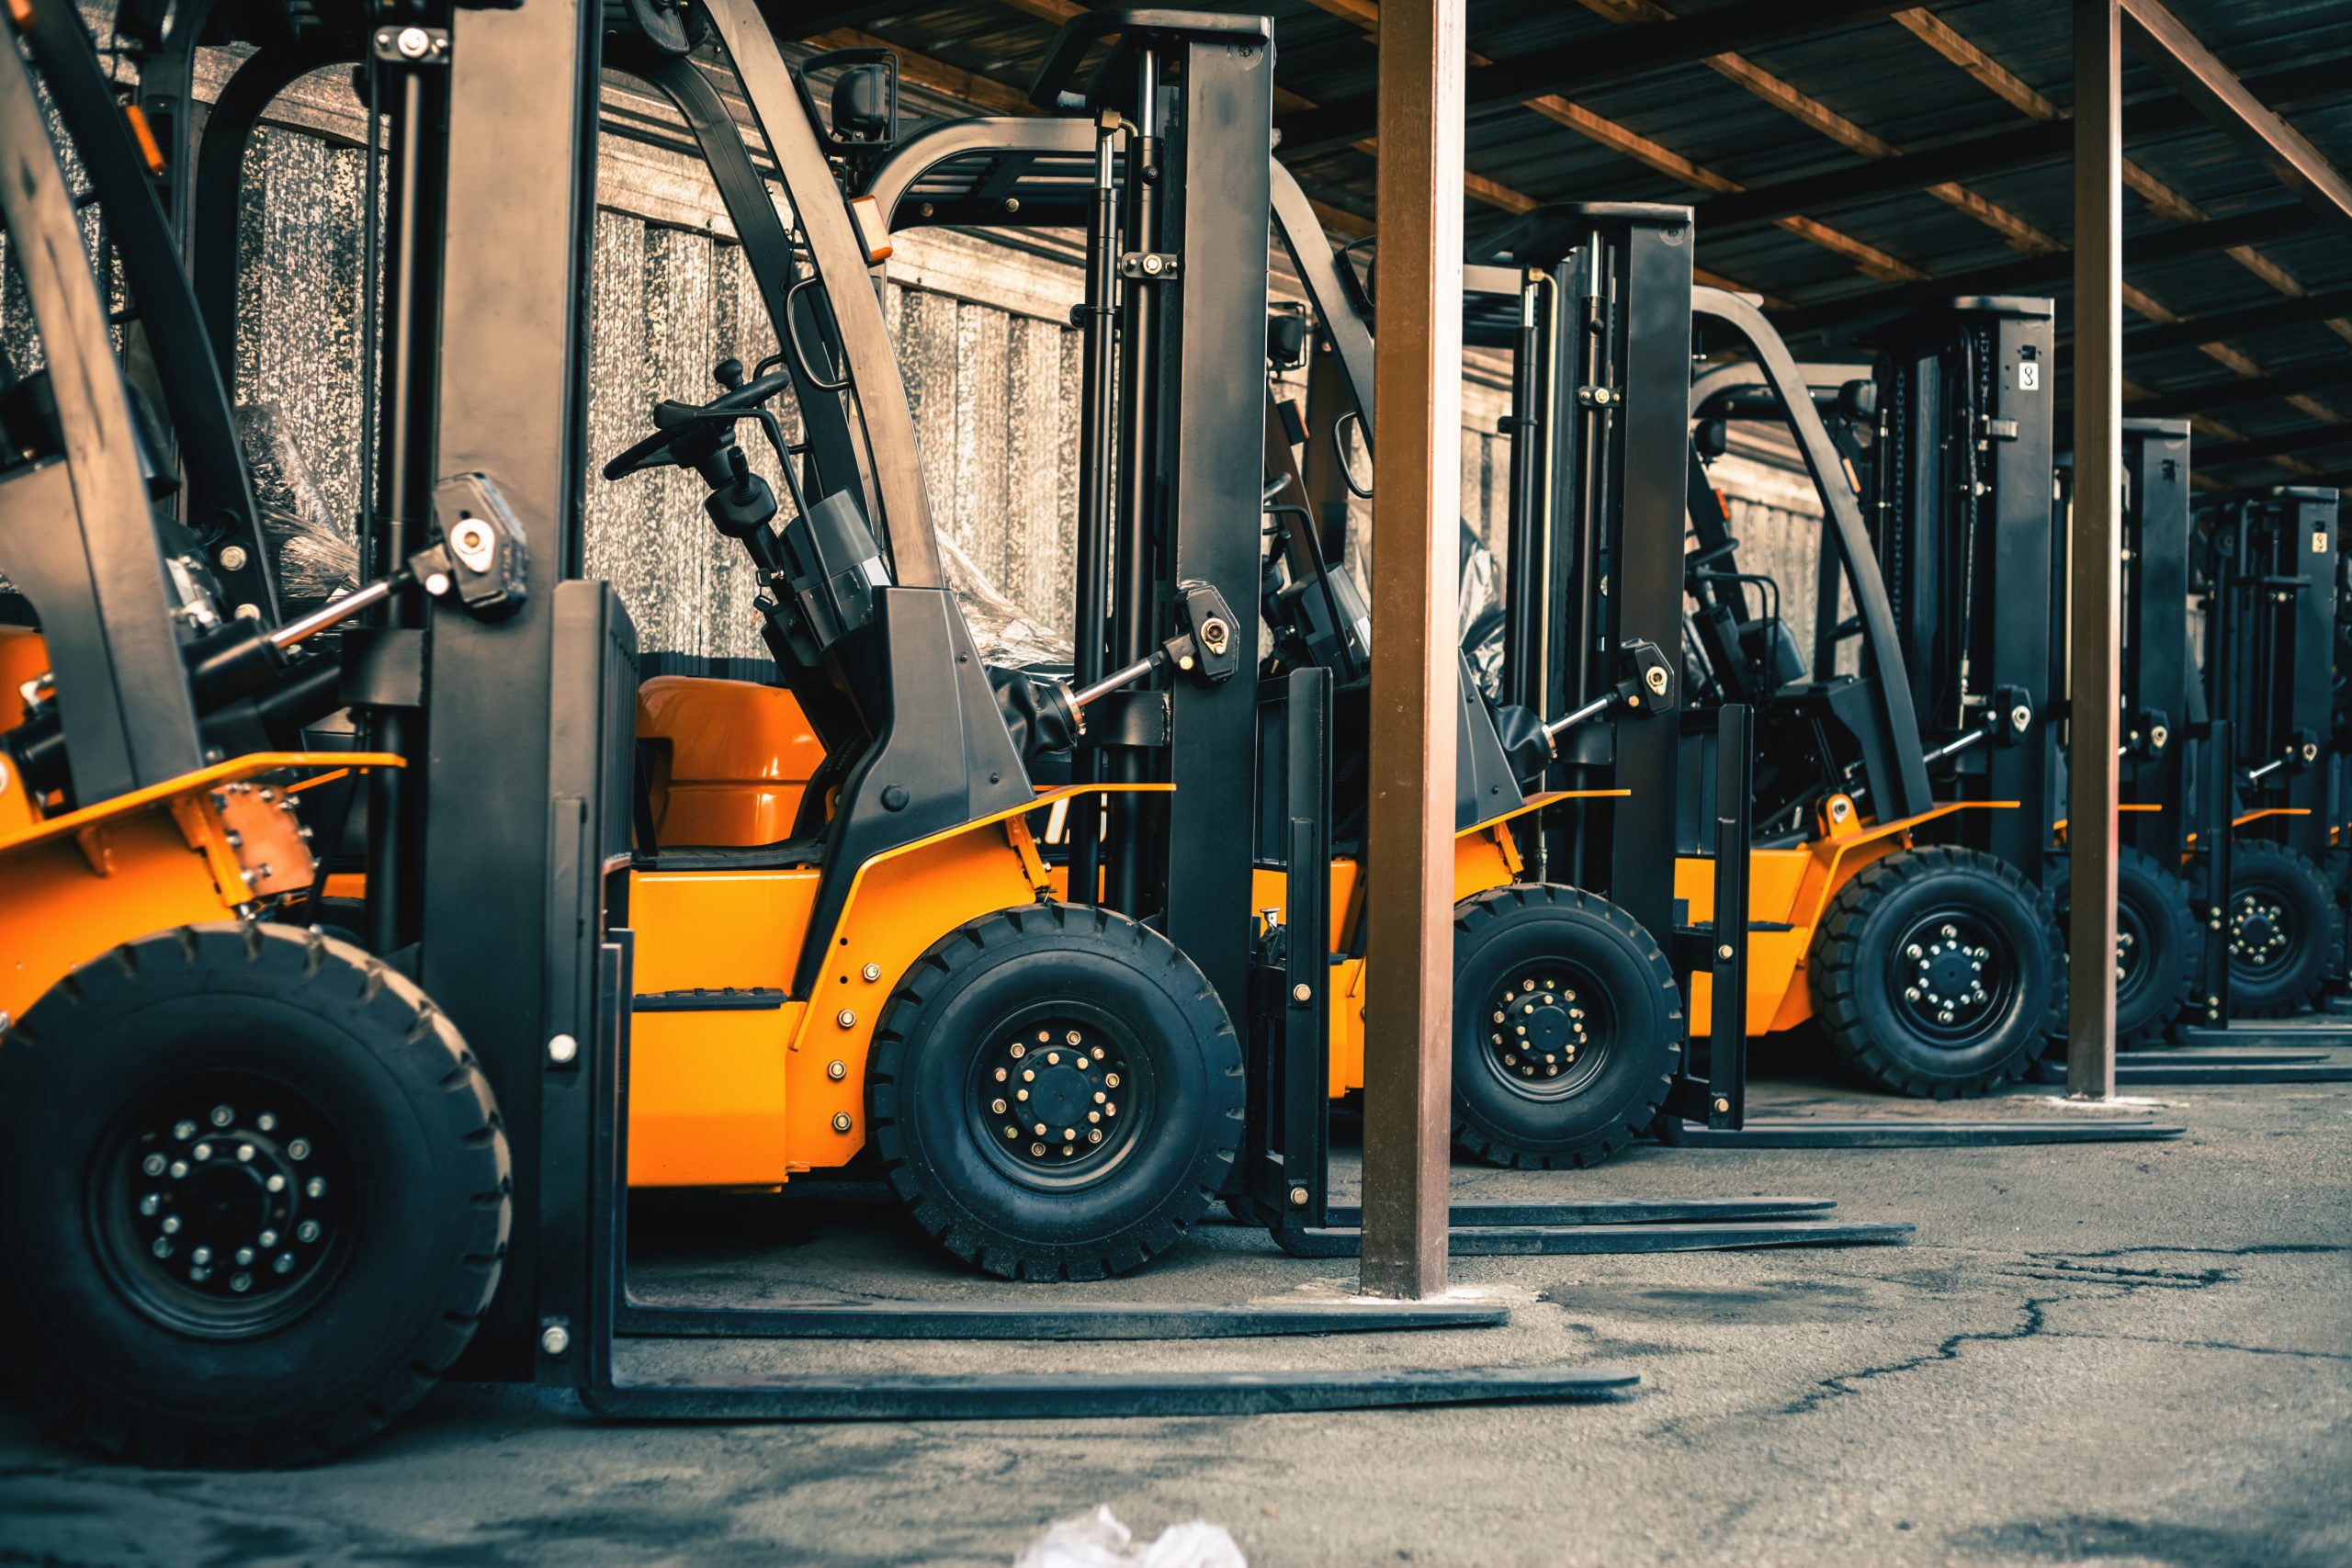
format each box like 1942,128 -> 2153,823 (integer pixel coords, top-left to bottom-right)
1,1065 -> 2345,1566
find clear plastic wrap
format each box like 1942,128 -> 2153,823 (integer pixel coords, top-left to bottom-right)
237,401 -> 360,608
1458,518 -> 1506,700
939,529 -> 1073,672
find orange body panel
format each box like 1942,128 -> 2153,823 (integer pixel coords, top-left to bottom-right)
0,627 -> 45,730
622,784 -> 1165,1189
634,675 -> 823,848
0,752 -> 395,1021
1679,798 -> 2015,1037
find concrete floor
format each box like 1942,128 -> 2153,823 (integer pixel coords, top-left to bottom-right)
4,1054 -> 2346,1567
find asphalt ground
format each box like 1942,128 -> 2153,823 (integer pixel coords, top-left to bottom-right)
3,1043 -> 2346,1567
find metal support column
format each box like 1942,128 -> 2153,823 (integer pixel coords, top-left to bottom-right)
1360,0 -> 1464,1300
2067,0 -> 2123,1100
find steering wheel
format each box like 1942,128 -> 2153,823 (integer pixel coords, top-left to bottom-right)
601,364 -> 794,481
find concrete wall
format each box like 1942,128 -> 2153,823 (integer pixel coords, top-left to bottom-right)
57,51 -> 1831,668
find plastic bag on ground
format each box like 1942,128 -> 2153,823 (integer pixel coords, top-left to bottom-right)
1013,1505 -> 1246,1568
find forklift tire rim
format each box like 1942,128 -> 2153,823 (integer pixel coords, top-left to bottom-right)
967,1004 -> 1152,1190
88,1071 -> 351,1340
1883,908 -> 2019,1050
2112,894 -> 2153,1007
2227,890 -> 2295,976
1474,959 -> 1615,1101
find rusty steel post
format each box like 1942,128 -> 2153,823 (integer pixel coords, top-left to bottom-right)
1359,0 -> 1466,1298
2068,0 -> 2122,1100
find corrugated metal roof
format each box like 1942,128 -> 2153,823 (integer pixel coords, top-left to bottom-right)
824,0 -> 2352,491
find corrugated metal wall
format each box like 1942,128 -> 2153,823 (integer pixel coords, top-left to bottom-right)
215,119 -> 1830,670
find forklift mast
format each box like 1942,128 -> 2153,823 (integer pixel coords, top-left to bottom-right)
1860,297 -> 2056,878
2202,485 -> 2341,864
1476,206 -> 1693,943
2117,418 -> 2195,863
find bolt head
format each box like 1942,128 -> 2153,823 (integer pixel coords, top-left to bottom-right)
540,1325 -> 571,1357
396,25 -> 432,57
836,1009 -> 856,1029
548,1032 -> 579,1065
831,1112 -> 854,1134
827,1059 -> 848,1081
1293,983 -> 1313,1003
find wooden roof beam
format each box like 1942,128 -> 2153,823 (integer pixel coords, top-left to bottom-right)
1686,59 -> 2342,234
1274,0 -> 1910,157
2195,423 -> 2352,468
1578,0 -> 2067,260
2120,0 -> 2352,241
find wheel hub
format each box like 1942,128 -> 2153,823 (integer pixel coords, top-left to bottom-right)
2229,897 -> 2290,968
983,1026 -> 1129,1167
1892,917 -> 2013,1043
1482,967 -> 1597,1087
108,1091 -> 342,1330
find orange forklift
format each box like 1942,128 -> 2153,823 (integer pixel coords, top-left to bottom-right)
0,0 -> 1635,1463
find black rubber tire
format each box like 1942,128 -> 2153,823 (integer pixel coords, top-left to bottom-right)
865,903 -> 1241,1281
1810,845 -> 2059,1099
2223,840 -> 2341,1017
1450,884 -> 1682,1169
2047,846 -> 2201,1049
0,923 -> 509,1467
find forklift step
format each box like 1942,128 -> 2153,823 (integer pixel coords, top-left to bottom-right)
616,1296 -> 1512,1340
1671,1118 -> 2183,1148
582,1362 -> 1643,1420
1270,1218 -> 1914,1258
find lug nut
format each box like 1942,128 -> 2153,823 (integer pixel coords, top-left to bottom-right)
305,1177 -> 325,1199
210,1105 -> 234,1128
288,1139 -> 311,1160
296,1220 -> 321,1243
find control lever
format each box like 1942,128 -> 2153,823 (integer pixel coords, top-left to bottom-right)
2121,706 -> 2171,760
1923,685 -> 2035,766
2245,727 -> 2322,783
1026,581 -> 1242,747
1540,638 -> 1674,752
